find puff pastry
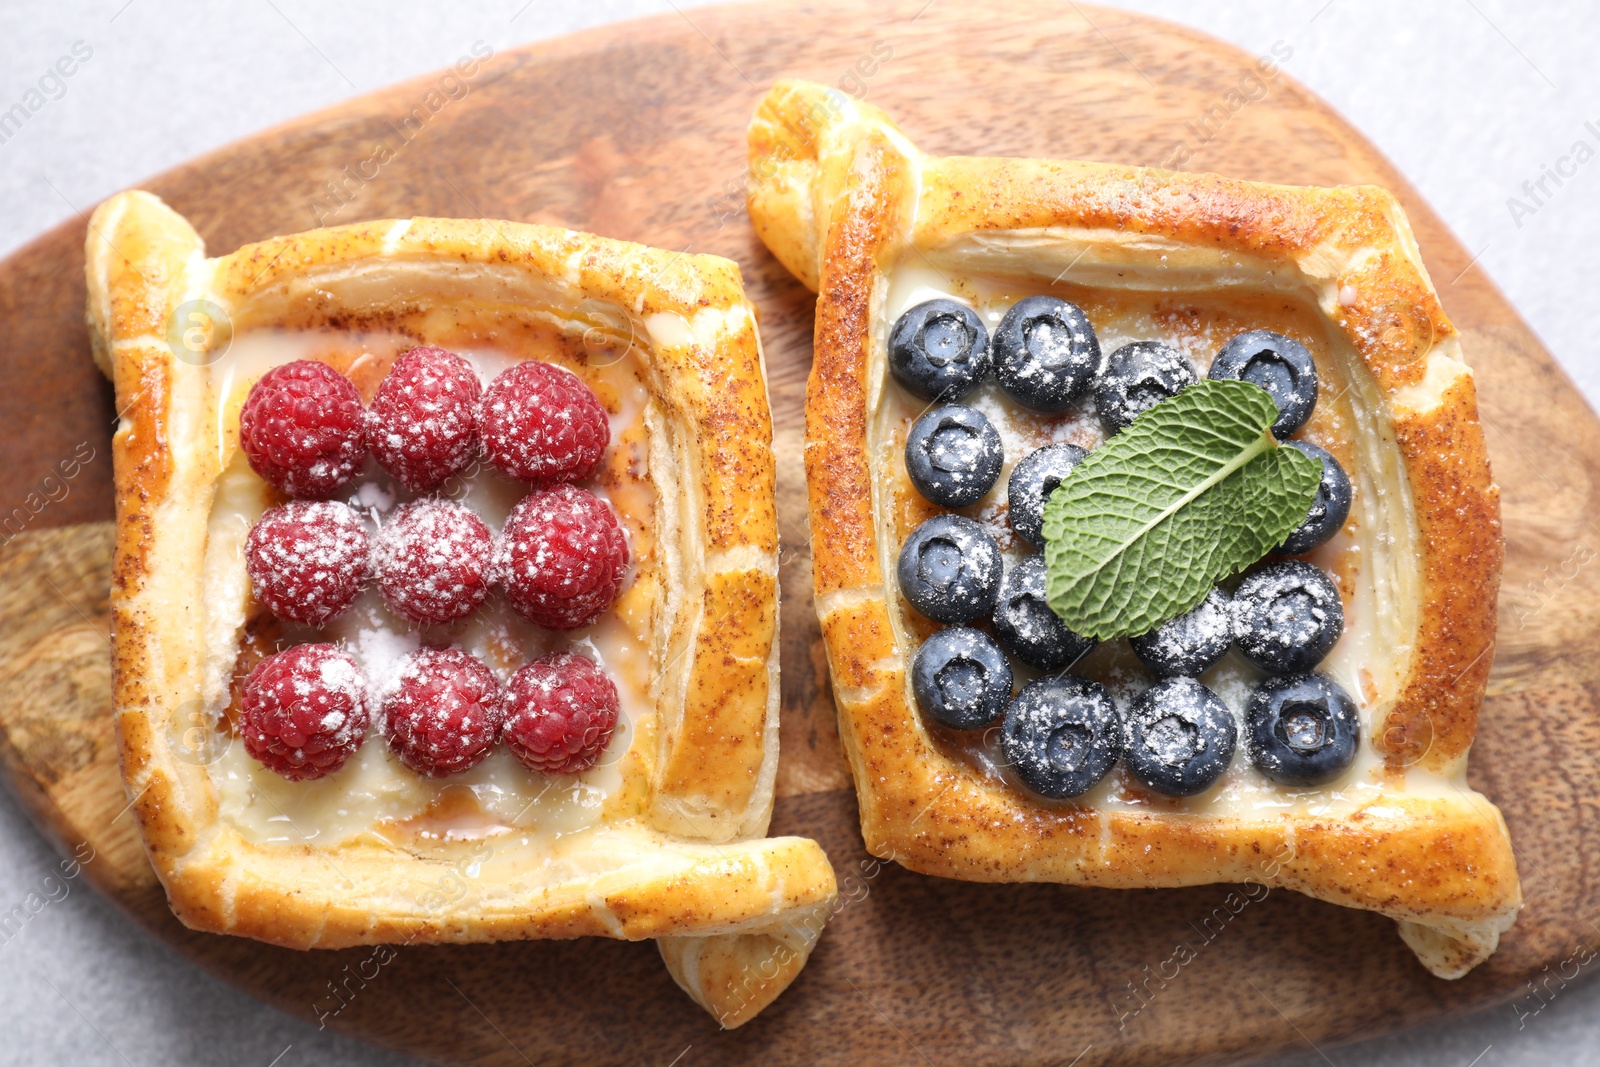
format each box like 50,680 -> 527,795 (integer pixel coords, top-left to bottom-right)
747,80 -> 1518,977
85,190 -> 837,1026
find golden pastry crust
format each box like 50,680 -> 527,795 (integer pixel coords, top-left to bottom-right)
748,80 -> 1517,977
85,190 -> 835,1027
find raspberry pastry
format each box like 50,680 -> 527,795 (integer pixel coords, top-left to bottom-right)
85,191 -> 836,1026
748,81 -> 1518,977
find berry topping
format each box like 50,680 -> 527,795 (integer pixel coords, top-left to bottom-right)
493,485 -> 629,630
992,554 -> 1095,671
378,647 -> 502,778
239,360 -> 367,498
1232,560 -> 1345,675
1006,442 -> 1089,548
1208,330 -> 1318,439
1129,587 -> 1232,678
1275,441 -> 1352,555
904,405 -> 1004,508
992,296 -> 1104,412
372,499 -> 493,625
478,361 -> 609,485
1123,677 -> 1237,797
1095,341 -> 1198,433
1245,671 -> 1360,786
887,299 -> 991,402
501,651 -> 621,776
911,627 -> 1013,730
1001,675 -> 1121,800
241,644 -> 369,781
245,500 -> 371,625
365,346 -> 482,492
896,513 -> 1002,625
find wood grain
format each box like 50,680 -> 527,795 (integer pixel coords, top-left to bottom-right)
1,2 -> 1597,1064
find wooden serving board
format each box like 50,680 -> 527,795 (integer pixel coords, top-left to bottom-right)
2,2 -> 1597,1064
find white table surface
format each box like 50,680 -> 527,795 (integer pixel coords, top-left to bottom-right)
2,2 -> 1596,1064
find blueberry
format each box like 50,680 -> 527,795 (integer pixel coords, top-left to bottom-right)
888,299 -> 991,401
1232,560 -> 1344,675
1095,341 -> 1198,432
991,296 -> 1103,412
1276,441 -> 1352,555
1208,330 -> 1318,438
992,554 -> 1096,671
904,406 -> 1004,508
1123,677 -> 1238,797
896,514 -> 1002,624
1129,588 -> 1232,678
912,627 -> 1013,730
1245,671 -> 1360,786
1001,675 -> 1122,799
1006,442 -> 1088,548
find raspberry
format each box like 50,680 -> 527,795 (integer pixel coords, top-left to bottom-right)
239,360 -> 366,497
492,485 -> 628,630
372,499 -> 493,625
478,361 -> 609,485
246,500 -> 371,625
501,651 -> 620,776
377,647 -> 502,778
366,346 -> 482,492
240,644 -> 369,780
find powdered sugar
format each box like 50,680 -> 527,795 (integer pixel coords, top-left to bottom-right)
1232,560 -> 1345,674
492,485 -> 629,630
227,336 -> 643,797
365,346 -> 482,492
245,500 -> 371,625
356,481 -> 396,513
478,361 -> 609,485
316,649 -> 366,702
1096,340 -> 1199,431
239,360 -> 367,498
501,651 -> 620,776
372,498 -> 493,624
240,644 -> 370,780
378,646 -> 503,777
1129,587 -> 1232,678
991,554 -> 1094,671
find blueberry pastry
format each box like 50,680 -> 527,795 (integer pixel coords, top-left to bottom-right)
750,80 -> 1517,978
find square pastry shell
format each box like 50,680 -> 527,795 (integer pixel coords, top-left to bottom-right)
747,80 -> 1518,979
85,190 -> 837,1026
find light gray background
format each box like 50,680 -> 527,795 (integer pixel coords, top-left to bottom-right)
2,2 -> 1595,1065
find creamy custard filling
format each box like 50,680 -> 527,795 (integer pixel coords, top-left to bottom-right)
199,328 -> 657,848
877,265 -> 1460,816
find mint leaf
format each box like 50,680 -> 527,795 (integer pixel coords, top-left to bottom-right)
1041,379 -> 1322,641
